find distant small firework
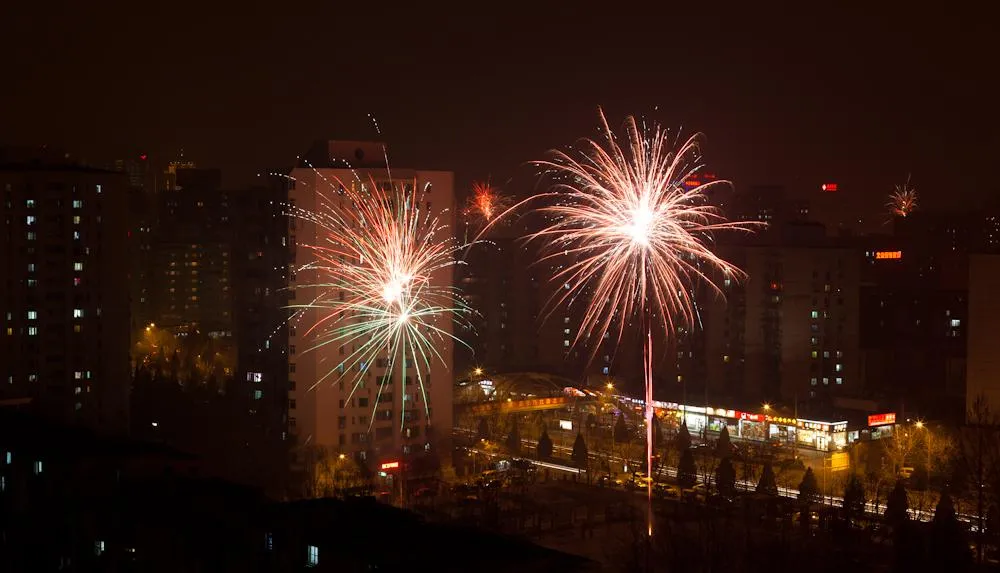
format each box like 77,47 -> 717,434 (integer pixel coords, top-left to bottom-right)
887,176 -> 918,218
465,181 -> 512,226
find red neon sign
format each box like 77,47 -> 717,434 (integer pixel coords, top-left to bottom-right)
821,183 -> 838,192
380,461 -> 400,470
867,413 -> 896,427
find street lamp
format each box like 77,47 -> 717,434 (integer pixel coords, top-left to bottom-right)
762,403 -> 771,412
473,367 -> 483,377
606,382 -> 614,391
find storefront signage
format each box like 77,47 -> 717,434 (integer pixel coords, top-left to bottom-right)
380,461 -> 400,470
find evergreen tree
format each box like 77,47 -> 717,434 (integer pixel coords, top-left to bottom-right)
675,421 -> 692,452
757,461 -> 779,496
885,478 -> 910,528
929,488 -> 971,571
477,417 -> 489,442
505,418 -> 521,454
678,449 -> 698,489
537,429 -> 553,460
716,425 -> 732,458
715,456 -> 736,496
571,432 -> 589,468
613,414 -> 629,444
798,467 -> 819,504
843,473 -> 866,522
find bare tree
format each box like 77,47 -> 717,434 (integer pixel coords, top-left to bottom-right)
955,395 -> 1000,566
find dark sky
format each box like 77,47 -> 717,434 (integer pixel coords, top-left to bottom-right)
2,2 -> 996,218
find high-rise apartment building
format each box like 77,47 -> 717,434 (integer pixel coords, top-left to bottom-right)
286,141 -> 455,465
966,254 -> 1000,420
0,150 -> 130,433
150,167 -> 232,336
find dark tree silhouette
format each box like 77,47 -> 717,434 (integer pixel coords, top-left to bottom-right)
885,478 -> 910,528
505,417 -> 521,454
613,414 -> 629,444
537,429 -> 553,460
929,488 -> 971,571
798,467 -> 819,504
651,415 -> 663,451
715,456 -> 736,496
585,413 -> 597,432
571,432 -> 589,468
757,461 -> 778,496
678,449 -> 697,489
675,422 -> 692,452
716,425 -> 732,458
477,417 -> 489,442
842,473 -> 866,523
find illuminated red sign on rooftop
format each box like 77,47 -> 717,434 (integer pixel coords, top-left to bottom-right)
821,183 -> 838,192
380,461 -> 400,470
868,413 -> 896,427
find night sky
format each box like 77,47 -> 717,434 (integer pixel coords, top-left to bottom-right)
2,2 -> 996,219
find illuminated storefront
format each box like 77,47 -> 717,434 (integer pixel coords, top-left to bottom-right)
796,419 -> 848,451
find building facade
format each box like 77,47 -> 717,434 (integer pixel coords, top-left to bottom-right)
0,153 -> 130,433
287,141 -> 455,465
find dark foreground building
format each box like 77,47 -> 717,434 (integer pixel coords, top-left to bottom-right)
0,410 -> 590,572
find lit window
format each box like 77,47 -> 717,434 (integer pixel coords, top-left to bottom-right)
4,451 -> 10,464
28,326 -> 38,336
810,377 -> 817,386
94,541 -> 105,556
810,336 -> 818,345
96,184 -> 102,193
836,350 -> 843,358
810,351 -> 818,359
822,377 -> 829,385
74,262 -> 83,271
27,279 -> 37,287
4,328 -> 11,336
73,277 -> 82,286
563,317 -> 570,324
723,355 -> 730,363
27,231 -> 36,241
835,363 -> 843,372
836,377 -> 843,385
563,339 -> 570,347
253,390 -> 263,400
823,351 -> 830,358
26,215 -> 36,225
28,374 -> 38,382
74,371 -> 82,379
265,533 -> 273,551
26,199 -> 35,208
307,545 -> 319,567
563,328 -> 571,335
73,215 -> 81,225
724,278 -> 732,287
602,366 -> 610,375
33,460 -> 43,474
73,308 -> 84,318
27,263 -> 36,272
27,310 -> 37,320
247,372 -> 263,382
950,318 -> 961,328
74,324 -> 82,333
810,310 -> 819,319
74,231 -> 80,240
73,199 -> 83,208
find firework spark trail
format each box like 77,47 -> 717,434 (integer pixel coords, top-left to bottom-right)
887,175 -> 918,218
501,109 -> 756,537
465,181 -> 514,227
286,161 -> 475,432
